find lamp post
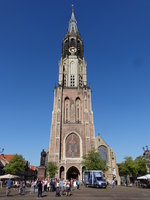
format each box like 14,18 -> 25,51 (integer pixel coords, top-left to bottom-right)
0,148 -> 4,154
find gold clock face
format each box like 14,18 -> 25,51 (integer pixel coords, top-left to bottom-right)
69,47 -> 77,53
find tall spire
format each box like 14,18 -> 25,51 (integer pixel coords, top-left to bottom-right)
68,5 -> 78,34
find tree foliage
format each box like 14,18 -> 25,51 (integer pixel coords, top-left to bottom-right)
118,156 -> 147,178
4,154 -> 25,175
135,156 -> 147,176
46,162 -> 58,179
82,149 -> 108,172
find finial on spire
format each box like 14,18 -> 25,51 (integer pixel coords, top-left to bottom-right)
72,4 -> 74,12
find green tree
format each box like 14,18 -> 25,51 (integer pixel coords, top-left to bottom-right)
118,156 -> 147,184
135,156 -> 147,176
82,149 -> 108,172
118,157 -> 137,177
46,162 -> 58,179
4,154 -> 25,175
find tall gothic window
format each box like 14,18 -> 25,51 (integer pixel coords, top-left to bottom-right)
66,133 -> 80,158
65,40 -> 68,53
79,75 -> 82,87
75,98 -> 80,122
63,74 -> 67,87
64,97 -> 70,122
98,145 -> 108,163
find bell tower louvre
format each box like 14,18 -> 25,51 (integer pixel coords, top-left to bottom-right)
48,8 -> 120,182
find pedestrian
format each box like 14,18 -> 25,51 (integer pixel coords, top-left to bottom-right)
62,179 -> 66,195
30,181 -> 34,194
0,180 -> 2,190
66,180 -> 71,196
47,180 -> 50,191
56,179 -> 61,196
60,178 -> 63,195
44,179 -> 47,192
37,180 -> 42,198
6,179 -> 12,196
77,179 -> 80,189
73,179 -> 77,189
22,180 -> 26,194
70,178 -> 73,191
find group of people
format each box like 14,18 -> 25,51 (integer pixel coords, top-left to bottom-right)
5,179 -> 26,196
34,178 -> 80,198
3,177 -> 80,197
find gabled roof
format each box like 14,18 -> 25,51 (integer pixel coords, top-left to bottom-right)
0,154 -> 16,166
2,154 -> 16,162
30,165 -> 37,171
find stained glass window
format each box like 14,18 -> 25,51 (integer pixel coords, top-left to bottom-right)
98,145 -> 108,163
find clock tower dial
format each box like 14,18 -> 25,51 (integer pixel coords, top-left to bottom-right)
69,47 -> 77,54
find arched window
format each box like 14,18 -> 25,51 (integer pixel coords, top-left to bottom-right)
64,40 -> 68,57
64,97 -> 70,122
98,145 -> 108,163
66,133 -> 80,158
70,38 -> 75,47
75,98 -> 80,122
77,40 -> 80,52
63,74 -> 67,87
79,75 -> 83,87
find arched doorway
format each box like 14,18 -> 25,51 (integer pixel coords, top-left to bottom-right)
66,166 -> 80,180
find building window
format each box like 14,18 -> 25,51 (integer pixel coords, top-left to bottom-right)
68,144 -> 71,151
66,107 -> 68,121
77,108 -> 79,121
64,74 -> 67,87
75,98 -> 80,122
98,145 -> 108,163
72,152 -> 74,158
79,75 -> 82,87
66,133 -> 80,158
70,38 -> 75,47
65,98 -> 70,122
74,144 -> 77,152
70,75 -> 75,87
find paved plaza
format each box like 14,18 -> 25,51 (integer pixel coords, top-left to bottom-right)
0,186 -> 150,200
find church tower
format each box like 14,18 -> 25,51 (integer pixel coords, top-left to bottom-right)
48,8 -> 95,180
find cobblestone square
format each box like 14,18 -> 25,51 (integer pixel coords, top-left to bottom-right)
0,186 -> 150,200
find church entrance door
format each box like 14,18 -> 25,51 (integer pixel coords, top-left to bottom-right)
66,166 -> 80,180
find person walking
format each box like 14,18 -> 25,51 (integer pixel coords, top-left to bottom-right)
56,179 -> 61,196
30,181 -> 35,194
66,180 -> 71,196
70,178 -> 73,190
47,180 -> 50,191
22,180 -> 26,194
37,180 -> 42,198
6,179 -> 12,196
60,179 -> 64,195
77,179 -> 80,189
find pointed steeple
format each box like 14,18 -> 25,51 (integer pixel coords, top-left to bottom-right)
68,5 -> 78,34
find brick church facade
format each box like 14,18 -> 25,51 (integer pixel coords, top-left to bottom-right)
48,9 -> 120,183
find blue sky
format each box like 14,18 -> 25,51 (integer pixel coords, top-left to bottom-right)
0,0 -> 150,166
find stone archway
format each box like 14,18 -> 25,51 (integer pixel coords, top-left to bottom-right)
66,166 -> 80,180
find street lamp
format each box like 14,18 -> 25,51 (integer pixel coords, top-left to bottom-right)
0,148 -> 4,154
